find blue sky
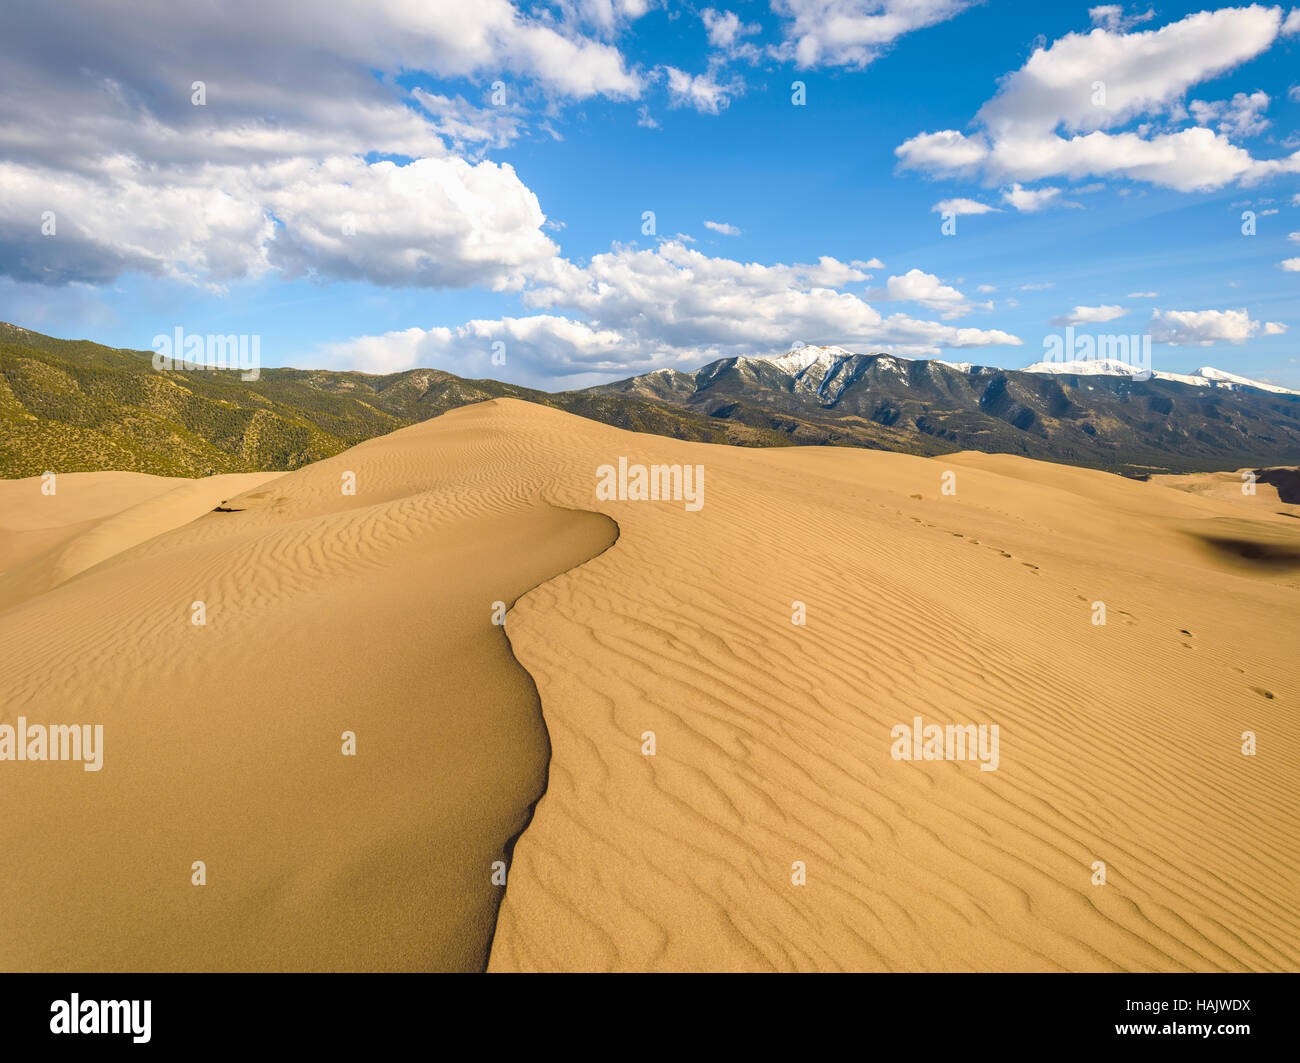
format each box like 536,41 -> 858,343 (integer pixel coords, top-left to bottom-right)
0,1 -> 1297,389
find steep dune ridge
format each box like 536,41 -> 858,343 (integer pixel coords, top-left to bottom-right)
1,398 -> 1296,971
0,410 -> 615,970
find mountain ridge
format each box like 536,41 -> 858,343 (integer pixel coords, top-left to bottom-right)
585,344 -> 1300,474
2,324 -> 1298,479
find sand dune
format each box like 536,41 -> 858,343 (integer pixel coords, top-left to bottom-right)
2,399 -> 1297,971
0,472 -> 278,612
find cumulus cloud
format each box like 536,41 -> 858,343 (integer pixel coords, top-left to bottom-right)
263,157 -> 558,291
704,220 -> 742,235
895,7 -> 1300,193
318,315 -> 630,381
884,269 -> 988,317
1148,308 -> 1287,344
1189,90 -> 1271,139
1049,305 -> 1129,326
0,0 -> 637,288
1281,258 -> 1300,271
1,154 -> 559,291
323,241 -> 1022,387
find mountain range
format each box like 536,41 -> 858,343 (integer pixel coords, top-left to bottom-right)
2,323 -> 1297,479
586,344 -> 1300,475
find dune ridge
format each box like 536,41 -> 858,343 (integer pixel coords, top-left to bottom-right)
483,404 -> 1300,972
2,398 -> 1297,971
0,410 -> 615,970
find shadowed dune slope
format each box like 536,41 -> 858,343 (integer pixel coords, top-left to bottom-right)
0,408 -> 615,970
2,398 -> 1297,971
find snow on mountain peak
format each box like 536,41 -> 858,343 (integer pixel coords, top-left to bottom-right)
1023,358 -> 1148,377
763,345 -> 856,374
1189,366 -> 1299,395
1023,358 -> 1299,396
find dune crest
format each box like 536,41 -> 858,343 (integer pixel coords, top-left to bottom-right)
0,409 -> 615,970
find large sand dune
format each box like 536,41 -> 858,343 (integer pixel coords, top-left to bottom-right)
1,399 -> 1297,971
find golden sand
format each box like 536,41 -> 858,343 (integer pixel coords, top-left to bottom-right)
2,400 -> 1296,971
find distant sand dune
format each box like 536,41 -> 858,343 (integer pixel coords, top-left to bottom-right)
1,399 -> 1297,971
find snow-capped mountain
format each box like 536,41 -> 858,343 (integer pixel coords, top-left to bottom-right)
1022,358 -> 1300,396
588,344 -> 1300,474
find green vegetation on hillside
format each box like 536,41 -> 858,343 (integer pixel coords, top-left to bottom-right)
0,323 -> 792,478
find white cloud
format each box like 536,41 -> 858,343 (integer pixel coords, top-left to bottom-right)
319,315 -> 629,382
1189,90 -> 1271,139
1088,5 -> 1156,33
1002,184 -> 1066,212
1149,308 -> 1286,344
894,130 -> 990,175
1126,291 -> 1159,298
702,8 -> 762,59
884,269 -> 987,318
1019,282 -> 1054,291
1281,258 -> 1300,271
896,7 -> 1300,193
976,284 -> 997,293
0,153 -> 558,291
0,0 -> 643,288
325,241 -> 1021,387
771,0 -> 979,69
263,156 -> 558,291
1049,304 -> 1129,326
932,198 -> 1002,214
410,91 -> 525,155
1288,232 -> 1300,243
703,220 -> 742,236
664,67 -> 742,114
